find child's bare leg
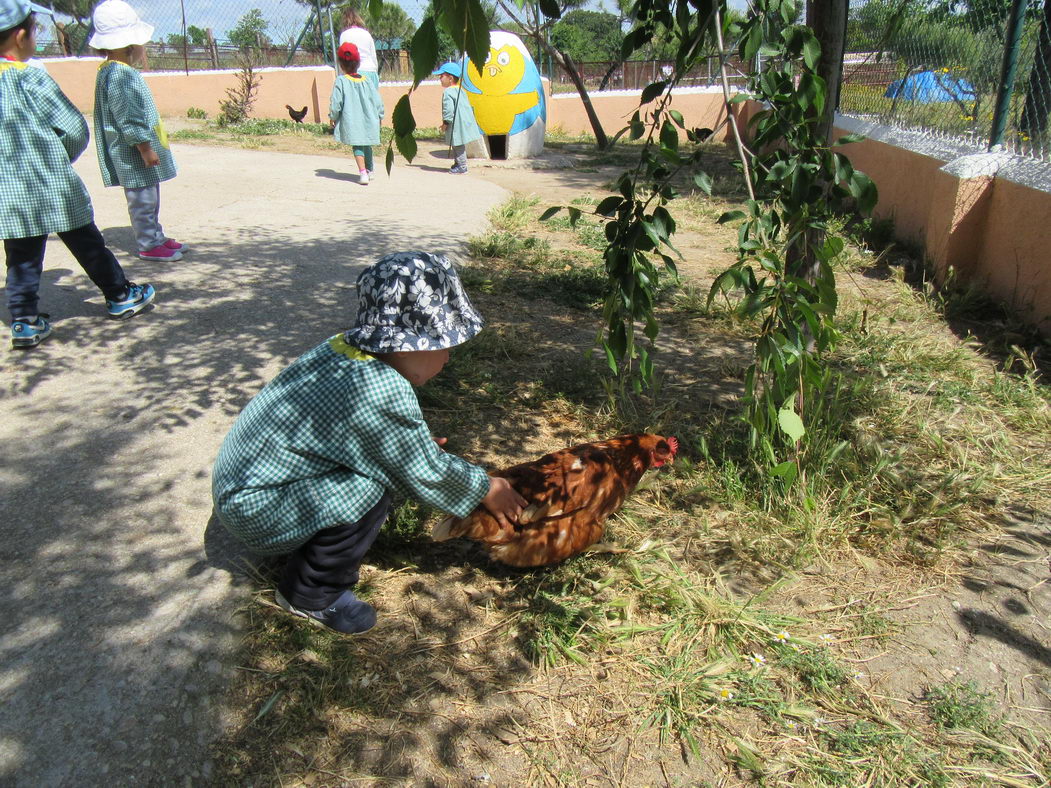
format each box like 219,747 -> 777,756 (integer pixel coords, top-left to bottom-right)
354,153 -> 366,171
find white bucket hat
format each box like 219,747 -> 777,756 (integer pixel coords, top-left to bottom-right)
88,0 -> 153,50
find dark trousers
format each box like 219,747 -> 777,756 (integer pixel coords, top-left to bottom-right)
4,223 -> 129,320
278,493 -> 391,611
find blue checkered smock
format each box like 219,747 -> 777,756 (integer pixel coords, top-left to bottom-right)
212,334 -> 491,555
0,60 -> 94,239
93,61 -> 176,189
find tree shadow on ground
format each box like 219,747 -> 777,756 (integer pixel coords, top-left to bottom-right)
0,215 -> 512,784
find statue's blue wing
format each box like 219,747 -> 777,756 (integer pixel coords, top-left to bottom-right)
508,56 -> 546,135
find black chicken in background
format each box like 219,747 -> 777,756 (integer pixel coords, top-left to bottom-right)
286,105 -> 308,123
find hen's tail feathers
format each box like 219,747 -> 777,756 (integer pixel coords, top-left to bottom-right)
432,515 -> 457,541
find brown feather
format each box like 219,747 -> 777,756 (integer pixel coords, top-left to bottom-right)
435,434 -> 677,567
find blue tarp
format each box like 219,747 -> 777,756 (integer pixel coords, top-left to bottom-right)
884,70 -> 977,103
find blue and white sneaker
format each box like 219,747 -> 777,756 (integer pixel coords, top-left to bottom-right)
276,589 -> 377,634
106,282 -> 156,320
10,314 -> 52,348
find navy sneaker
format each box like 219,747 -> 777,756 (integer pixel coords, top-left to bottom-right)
450,164 -> 468,174
11,314 -> 52,348
106,282 -> 156,320
275,589 -> 377,634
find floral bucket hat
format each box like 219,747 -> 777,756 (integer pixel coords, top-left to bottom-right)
344,252 -> 484,353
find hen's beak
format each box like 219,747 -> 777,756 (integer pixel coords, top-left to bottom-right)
488,66 -> 501,77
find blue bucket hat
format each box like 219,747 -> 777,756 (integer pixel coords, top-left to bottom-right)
344,252 -> 483,353
0,0 -> 52,31
432,61 -> 462,79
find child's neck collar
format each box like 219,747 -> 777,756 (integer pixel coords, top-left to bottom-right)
0,53 -> 19,62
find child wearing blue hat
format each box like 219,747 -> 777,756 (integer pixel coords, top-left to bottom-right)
0,0 -> 155,348
434,61 -> 482,174
212,252 -> 525,635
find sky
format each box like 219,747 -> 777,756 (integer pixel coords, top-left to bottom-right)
37,0 -> 642,45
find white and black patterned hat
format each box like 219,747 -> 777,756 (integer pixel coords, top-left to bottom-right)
344,252 -> 484,353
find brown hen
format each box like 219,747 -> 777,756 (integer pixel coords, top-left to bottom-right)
433,433 -> 678,567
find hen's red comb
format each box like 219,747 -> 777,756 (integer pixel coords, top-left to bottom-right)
667,436 -> 679,454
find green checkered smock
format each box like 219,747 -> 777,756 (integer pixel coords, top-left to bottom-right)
0,60 -> 94,239
212,334 -> 491,555
93,61 -> 176,189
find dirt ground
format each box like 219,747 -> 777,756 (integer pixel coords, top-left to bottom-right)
200,132 -> 1050,785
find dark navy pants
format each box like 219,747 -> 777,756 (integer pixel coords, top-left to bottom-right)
4,223 -> 128,320
278,493 -> 391,611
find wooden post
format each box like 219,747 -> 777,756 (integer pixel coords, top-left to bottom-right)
206,28 -> 219,69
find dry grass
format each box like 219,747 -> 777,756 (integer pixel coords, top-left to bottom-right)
210,141 -> 1051,786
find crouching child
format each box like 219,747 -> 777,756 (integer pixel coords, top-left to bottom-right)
211,252 -> 525,634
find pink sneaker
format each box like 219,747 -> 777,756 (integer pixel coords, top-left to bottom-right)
139,244 -> 183,261
163,239 -> 187,252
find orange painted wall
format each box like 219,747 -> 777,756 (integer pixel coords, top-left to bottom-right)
974,177 -> 1051,334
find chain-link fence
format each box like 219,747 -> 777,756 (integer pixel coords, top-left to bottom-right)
29,0 -> 431,75
841,0 -> 1051,162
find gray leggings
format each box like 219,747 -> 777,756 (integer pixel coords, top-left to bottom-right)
124,184 -> 165,252
452,145 -> 467,169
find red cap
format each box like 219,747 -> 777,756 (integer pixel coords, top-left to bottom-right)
337,42 -> 360,62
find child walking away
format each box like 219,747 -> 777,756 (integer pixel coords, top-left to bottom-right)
434,61 -> 481,175
91,0 -> 183,262
212,252 -> 526,634
1,0 -> 155,348
330,41 -> 384,186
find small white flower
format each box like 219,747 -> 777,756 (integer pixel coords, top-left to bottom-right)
818,634 -> 834,643
746,653 -> 766,667
814,716 -> 829,725
852,671 -> 865,680
785,720 -> 799,730
773,630 -> 791,643
718,688 -> 735,701
789,643 -> 801,652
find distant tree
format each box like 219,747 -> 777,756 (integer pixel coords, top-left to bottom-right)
49,0 -> 91,24
227,8 -> 271,49
167,33 -> 186,48
419,0 -> 502,62
187,25 -> 209,47
365,3 -> 416,49
549,10 -> 622,63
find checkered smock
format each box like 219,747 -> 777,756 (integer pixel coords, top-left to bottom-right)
0,60 -> 94,239
93,61 -> 176,189
212,334 -> 491,554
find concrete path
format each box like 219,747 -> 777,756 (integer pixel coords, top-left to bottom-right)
0,142 -> 508,785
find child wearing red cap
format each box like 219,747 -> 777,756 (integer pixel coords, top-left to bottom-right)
330,41 -> 384,185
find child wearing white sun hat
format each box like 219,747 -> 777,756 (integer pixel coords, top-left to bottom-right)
212,251 -> 526,635
90,0 -> 184,262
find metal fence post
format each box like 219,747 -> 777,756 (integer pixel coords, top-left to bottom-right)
990,0 -> 1029,149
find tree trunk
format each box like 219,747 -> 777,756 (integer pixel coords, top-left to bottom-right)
806,0 -> 848,147
1020,0 -> 1051,138
547,48 -> 610,149
790,0 -> 848,282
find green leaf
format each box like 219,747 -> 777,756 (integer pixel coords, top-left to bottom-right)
802,34 -> 821,71
595,196 -> 623,217
384,143 -> 394,174
718,210 -> 746,224
693,172 -> 712,195
777,405 -> 805,443
538,205 -> 561,221
369,0 -> 384,23
392,94 -> 417,137
834,133 -> 865,146
537,0 -> 562,20
659,120 -> 678,151
769,460 -> 798,485
669,109 -> 685,128
443,0 -> 491,73
567,207 -> 582,227
395,132 -> 417,163
409,18 -> 439,88
641,80 -> 668,104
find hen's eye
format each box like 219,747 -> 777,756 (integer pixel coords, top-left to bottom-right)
497,51 -> 511,66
